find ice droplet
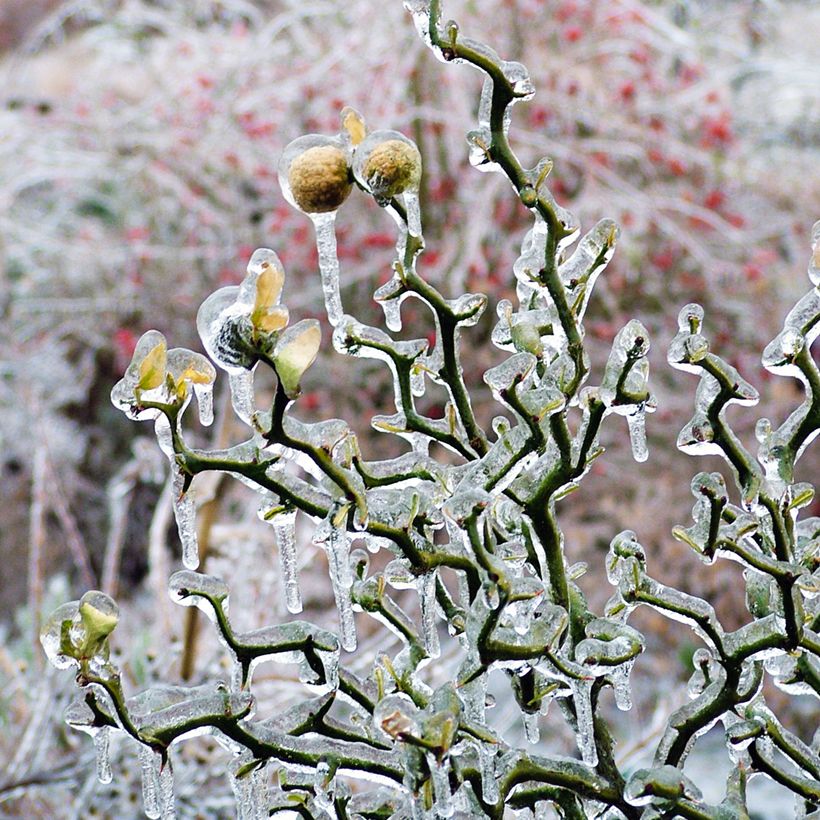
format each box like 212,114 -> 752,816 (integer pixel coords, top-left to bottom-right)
94,726 -> 112,784
270,508 -> 301,614
312,212 -> 344,327
419,571 -> 440,658
381,293 -> 406,332
172,468 -> 198,570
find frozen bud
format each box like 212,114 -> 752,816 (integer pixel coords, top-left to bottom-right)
250,253 -> 289,334
111,330 -> 172,418
41,601 -> 82,670
341,106 -> 367,147
166,349 -> 216,400
280,136 -> 352,215
354,131 -> 421,203
137,336 -> 167,392
273,319 -> 321,397
79,591 -> 119,644
373,693 -> 420,741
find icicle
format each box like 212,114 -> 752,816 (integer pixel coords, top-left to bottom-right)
230,758 -> 268,820
571,679 -> 597,766
229,370 -> 256,427
403,191 -> 422,238
523,712 -> 540,745
139,745 -> 161,819
153,414 -> 174,459
460,674 -> 487,724
271,509 -> 301,614
611,661 -> 634,711
626,410 -> 648,463
479,743 -> 499,803
418,571 -> 440,658
409,791 -> 430,820
193,381 -> 214,427
94,726 -> 112,784
426,754 -> 453,818
315,521 -> 357,651
381,295 -> 404,332
171,468 -> 198,570
158,755 -> 175,819
311,212 -> 344,326
534,802 -> 551,820
808,219 -> 820,287
314,759 -> 335,814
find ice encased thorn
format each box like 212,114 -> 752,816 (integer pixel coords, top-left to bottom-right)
501,61 -> 535,100
168,570 -> 229,622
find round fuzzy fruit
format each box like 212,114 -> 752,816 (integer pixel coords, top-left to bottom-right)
287,144 -> 352,214
361,138 -> 422,201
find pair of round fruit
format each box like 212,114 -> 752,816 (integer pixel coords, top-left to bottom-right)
280,129 -> 422,215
